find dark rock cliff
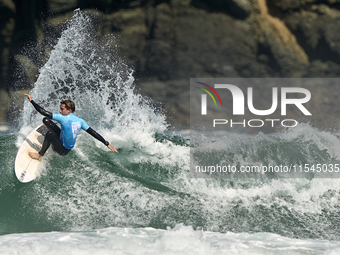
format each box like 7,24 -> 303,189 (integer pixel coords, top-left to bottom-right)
1,0 -> 340,128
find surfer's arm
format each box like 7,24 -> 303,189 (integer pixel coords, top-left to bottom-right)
30,100 -> 53,119
86,127 -> 118,153
25,94 -> 53,119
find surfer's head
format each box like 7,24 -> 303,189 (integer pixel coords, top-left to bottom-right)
60,100 -> 75,114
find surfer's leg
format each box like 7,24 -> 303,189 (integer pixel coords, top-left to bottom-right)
29,118 -> 67,160
28,131 -> 56,159
38,131 -> 56,156
50,138 -> 71,156
34,117 -> 70,157
43,117 -> 60,136
38,131 -> 70,156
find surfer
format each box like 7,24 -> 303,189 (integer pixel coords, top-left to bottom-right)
24,94 -> 118,160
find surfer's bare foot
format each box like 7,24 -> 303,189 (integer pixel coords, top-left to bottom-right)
28,152 -> 42,160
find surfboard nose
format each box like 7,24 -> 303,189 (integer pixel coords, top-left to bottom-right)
0,122 -> 9,132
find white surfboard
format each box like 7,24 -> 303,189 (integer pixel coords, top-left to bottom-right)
15,124 -> 48,183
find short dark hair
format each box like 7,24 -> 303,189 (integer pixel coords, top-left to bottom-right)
61,100 -> 75,112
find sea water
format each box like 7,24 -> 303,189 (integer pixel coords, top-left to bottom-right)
1,10 -> 340,254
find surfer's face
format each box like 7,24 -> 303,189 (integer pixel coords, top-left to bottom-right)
59,104 -> 72,116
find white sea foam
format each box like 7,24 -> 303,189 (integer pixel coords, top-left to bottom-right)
0,224 -> 339,255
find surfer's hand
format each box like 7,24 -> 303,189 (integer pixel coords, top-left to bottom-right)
25,94 -> 32,101
108,144 -> 118,153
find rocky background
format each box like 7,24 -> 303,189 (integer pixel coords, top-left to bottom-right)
1,0 -> 340,129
